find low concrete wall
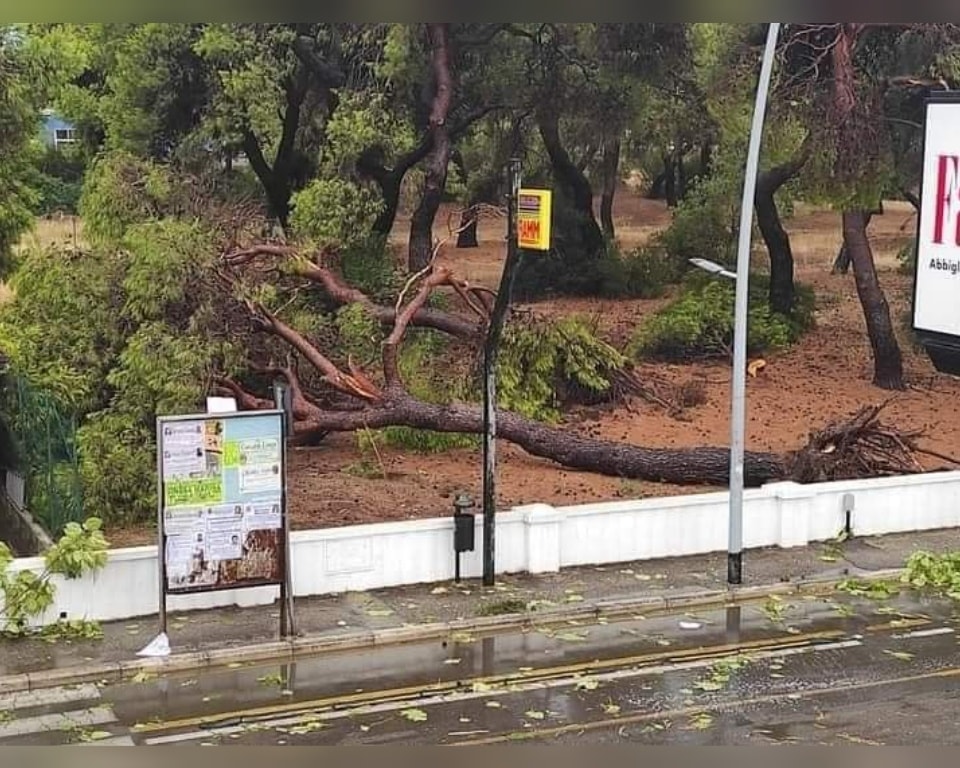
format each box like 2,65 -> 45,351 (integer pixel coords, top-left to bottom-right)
0,471 -> 53,557
5,472 -> 960,627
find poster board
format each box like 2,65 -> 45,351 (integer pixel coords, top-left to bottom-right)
911,95 -> 960,375
156,410 -> 292,637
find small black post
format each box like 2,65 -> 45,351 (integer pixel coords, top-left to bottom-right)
482,158 -> 522,588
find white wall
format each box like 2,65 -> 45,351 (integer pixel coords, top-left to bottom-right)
6,472 -> 960,627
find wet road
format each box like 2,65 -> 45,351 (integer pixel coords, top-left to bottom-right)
5,589 -> 960,746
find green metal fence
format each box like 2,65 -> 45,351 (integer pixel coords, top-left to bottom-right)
3,370 -> 84,536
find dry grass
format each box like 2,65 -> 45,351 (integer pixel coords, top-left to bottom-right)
14,214 -> 84,257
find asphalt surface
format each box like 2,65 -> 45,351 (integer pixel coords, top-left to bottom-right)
4,586 -> 960,746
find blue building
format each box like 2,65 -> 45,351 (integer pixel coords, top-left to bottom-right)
39,109 -> 78,150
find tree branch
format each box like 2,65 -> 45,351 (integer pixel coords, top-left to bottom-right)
247,301 -> 382,402
296,262 -> 483,339
382,267 -> 454,389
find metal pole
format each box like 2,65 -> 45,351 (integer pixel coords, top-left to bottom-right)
728,21 -> 781,586
273,384 -> 296,638
482,158 -> 522,587
156,419 -> 168,637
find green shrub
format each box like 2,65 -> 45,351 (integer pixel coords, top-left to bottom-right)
497,316 -> 627,422
896,240 -> 917,276
658,180 -> 735,266
631,273 -> 815,361
597,244 -> 684,299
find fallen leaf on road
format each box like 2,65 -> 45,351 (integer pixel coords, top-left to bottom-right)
602,702 -> 621,716
884,650 -> 915,661
400,708 -> 428,723
692,680 -> 723,692
688,713 -> 714,731
131,671 -> 156,684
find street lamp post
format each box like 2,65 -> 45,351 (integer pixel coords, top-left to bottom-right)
690,23 -> 781,586
726,21 -> 781,586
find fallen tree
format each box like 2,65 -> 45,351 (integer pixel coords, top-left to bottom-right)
216,245 -> 947,490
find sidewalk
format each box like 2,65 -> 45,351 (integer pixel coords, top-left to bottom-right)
0,528 -> 956,692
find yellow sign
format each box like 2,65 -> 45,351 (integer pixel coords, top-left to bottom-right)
517,189 -> 552,251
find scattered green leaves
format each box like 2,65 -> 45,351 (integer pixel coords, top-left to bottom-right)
836,578 -> 899,601
400,708 -> 428,723
903,551 -> 960,600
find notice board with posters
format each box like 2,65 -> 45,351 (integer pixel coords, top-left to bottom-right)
912,94 -> 960,374
156,410 -> 291,631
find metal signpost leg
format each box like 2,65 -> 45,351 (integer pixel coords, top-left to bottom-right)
482,158 -> 522,588
156,420 -> 167,637
727,21 -> 781,586
274,382 -> 296,638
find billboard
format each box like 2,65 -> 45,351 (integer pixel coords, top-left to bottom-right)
913,97 -> 960,339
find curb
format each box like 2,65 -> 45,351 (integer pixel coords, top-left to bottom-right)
0,567 -> 904,695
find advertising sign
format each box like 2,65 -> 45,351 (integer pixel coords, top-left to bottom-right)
517,189 -> 552,251
913,97 -> 960,338
157,411 -> 287,597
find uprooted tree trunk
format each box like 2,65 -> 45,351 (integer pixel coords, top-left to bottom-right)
220,244 -> 946,490
220,246 -> 787,488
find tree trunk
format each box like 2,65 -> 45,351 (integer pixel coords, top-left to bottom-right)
408,24 -> 454,272
292,391 -> 787,487
832,207 -> 881,274
755,175 -> 795,316
663,153 -> 678,208
700,143 -> 713,176
600,135 -> 621,242
842,210 -> 906,391
754,145 -> 809,316
537,108 -> 604,256
456,207 -> 479,248
676,147 -> 687,201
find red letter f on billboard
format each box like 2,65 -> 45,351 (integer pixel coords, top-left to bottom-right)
934,154 -> 960,246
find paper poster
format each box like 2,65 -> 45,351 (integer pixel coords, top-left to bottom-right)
161,421 -> 205,479
206,530 -> 243,561
240,463 -> 282,493
164,477 -> 224,508
244,501 -> 283,532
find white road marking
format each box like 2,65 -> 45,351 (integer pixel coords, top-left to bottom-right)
0,707 -> 117,739
0,683 -> 102,713
897,627 -> 955,640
